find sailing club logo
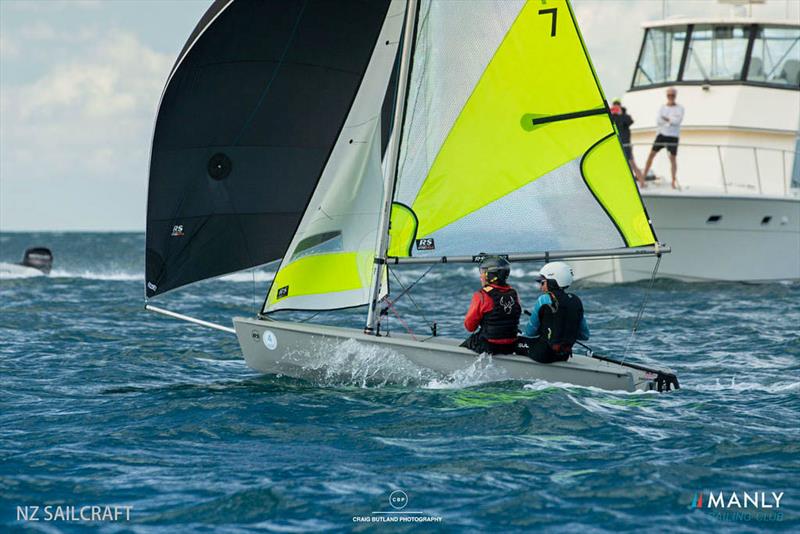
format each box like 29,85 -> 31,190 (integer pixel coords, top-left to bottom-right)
171,224 -> 184,237
415,238 -> 435,251
499,295 -> 515,314
687,491 -> 785,522
276,286 -> 289,299
262,330 -> 277,351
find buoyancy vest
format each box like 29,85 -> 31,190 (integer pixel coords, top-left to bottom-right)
537,289 -> 583,354
479,286 -> 521,341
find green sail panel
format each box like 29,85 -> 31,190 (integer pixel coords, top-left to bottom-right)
390,0 -> 656,258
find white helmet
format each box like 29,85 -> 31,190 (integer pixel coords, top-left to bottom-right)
538,261 -> 574,288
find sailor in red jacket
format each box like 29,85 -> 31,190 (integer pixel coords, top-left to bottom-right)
460,256 -> 522,355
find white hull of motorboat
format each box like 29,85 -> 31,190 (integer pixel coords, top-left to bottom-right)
0,262 -> 46,278
574,192 -> 800,283
233,316 -> 678,392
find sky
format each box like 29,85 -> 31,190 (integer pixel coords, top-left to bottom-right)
1,0 -> 798,231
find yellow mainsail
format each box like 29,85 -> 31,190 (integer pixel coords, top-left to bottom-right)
390,0 -> 655,258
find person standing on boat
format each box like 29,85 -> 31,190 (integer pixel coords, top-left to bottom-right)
610,98 -> 643,183
523,262 -> 589,363
461,256 -> 521,355
641,87 -> 684,189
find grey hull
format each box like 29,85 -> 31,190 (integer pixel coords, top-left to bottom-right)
233,317 -> 678,393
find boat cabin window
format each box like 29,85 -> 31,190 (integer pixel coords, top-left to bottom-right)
632,24 -> 800,90
683,25 -> 750,82
633,26 -> 687,87
747,26 -> 800,87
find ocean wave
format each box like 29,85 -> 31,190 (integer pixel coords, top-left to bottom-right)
424,354 -> 511,389
289,338 -> 438,387
50,269 -> 142,281
218,271 -> 275,283
0,269 -> 276,283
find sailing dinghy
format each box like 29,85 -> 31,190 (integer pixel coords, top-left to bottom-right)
145,0 -> 679,392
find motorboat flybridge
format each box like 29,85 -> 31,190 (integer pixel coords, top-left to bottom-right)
144,0 -> 679,392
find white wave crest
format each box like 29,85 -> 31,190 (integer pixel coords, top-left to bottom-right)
701,377 -> 800,394
50,270 -> 142,281
218,271 -> 275,283
0,269 -> 276,283
424,354 -> 511,389
289,338 -> 439,387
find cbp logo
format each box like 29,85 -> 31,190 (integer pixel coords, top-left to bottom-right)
389,490 -> 408,510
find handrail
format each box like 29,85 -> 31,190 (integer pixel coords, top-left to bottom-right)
624,142 -> 798,195
627,141 -> 795,153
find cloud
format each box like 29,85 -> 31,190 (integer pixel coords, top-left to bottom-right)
3,0 -> 101,13
18,20 -> 58,40
0,33 -> 19,59
1,28 -> 172,230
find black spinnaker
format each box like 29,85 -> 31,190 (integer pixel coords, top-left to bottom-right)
145,0 -> 391,297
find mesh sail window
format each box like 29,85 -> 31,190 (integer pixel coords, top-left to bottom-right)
145,0 -> 392,297
389,0 -> 656,259
263,0 -> 405,313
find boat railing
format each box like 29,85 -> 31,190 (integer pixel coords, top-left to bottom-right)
625,142 -> 798,196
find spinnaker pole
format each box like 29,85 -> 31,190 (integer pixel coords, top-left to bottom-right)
365,0 -> 418,334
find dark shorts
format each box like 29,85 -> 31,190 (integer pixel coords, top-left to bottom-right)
461,332 -> 516,355
652,134 -> 679,156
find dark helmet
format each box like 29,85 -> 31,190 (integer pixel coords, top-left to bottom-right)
479,256 -> 511,285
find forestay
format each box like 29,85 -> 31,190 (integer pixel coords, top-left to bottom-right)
388,0 -> 657,259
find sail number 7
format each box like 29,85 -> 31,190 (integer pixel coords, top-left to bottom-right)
538,8 -> 557,37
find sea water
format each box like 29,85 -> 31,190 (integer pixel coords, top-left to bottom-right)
1,232 -> 798,532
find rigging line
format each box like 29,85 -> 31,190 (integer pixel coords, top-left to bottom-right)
387,265 -> 436,329
621,254 -> 662,365
384,298 -> 417,340
298,311 -> 321,323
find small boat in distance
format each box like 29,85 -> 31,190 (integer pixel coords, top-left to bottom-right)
0,247 -> 53,277
144,0 -> 679,393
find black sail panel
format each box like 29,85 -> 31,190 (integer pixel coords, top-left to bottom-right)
145,0 -> 391,297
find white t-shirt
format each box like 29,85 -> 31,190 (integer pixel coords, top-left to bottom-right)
656,104 -> 684,137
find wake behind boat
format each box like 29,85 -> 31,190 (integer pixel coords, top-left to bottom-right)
143,0 -> 680,393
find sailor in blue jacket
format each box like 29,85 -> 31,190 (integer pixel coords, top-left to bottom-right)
523,262 -> 589,363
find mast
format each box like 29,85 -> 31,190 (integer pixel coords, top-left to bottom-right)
365,0 -> 418,334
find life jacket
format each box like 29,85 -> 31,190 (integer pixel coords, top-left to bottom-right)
479,286 -> 521,341
536,289 -> 583,355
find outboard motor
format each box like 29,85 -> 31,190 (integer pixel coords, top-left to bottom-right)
20,247 -> 53,275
